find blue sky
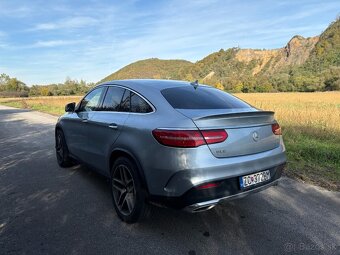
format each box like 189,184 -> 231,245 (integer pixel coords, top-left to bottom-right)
0,0 -> 339,85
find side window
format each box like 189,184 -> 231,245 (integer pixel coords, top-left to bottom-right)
120,90 -> 130,112
102,87 -> 125,111
130,92 -> 153,113
79,87 -> 105,112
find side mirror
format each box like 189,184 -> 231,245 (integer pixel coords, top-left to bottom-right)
65,102 -> 76,112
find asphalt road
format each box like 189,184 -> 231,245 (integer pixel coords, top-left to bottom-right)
0,105 -> 339,255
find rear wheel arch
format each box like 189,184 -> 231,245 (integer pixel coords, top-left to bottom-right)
109,149 -> 149,193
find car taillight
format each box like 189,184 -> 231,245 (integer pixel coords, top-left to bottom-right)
272,123 -> 282,135
201,130 -> 228,144
152,129 -> 228,148
196,181 -> 222,190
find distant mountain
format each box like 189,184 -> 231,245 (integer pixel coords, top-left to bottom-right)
303,17 -> 340,71
101,18 -> 340,92
101,58 -> 193,82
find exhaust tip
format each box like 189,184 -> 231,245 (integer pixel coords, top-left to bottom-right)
192,205 -> 216,212
184,198 -> 220,213
185,203 -> 217,213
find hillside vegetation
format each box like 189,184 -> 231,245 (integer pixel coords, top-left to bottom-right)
101,58 -> 192,81
102,18 -> 340,92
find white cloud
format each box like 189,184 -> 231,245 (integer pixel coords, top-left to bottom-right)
31,40 -> 82,48
32,16 -> 98,31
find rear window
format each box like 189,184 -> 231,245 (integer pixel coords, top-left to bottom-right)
161,86 -> 250,109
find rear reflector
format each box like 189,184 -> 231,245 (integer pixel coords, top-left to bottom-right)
152,129 -> 228,148
196,182 -> 222,190
272,123 -> 282,135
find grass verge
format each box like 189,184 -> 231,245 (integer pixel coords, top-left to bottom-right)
284,130 -> 340,191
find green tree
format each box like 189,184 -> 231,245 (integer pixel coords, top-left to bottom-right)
324,77 -> 340,90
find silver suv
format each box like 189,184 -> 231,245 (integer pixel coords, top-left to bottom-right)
55,79 -> 286,223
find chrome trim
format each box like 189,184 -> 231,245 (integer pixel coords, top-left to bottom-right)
157,123 -> 277,130
184,180 -> 279,213
155,127 -> 200,131
98,83 -> 156,113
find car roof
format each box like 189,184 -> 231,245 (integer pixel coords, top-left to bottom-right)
96,79 -> 212,111
99,79 -> 209,92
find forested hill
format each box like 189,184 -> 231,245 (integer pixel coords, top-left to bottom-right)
101,58 -> 193,82
102,18 -> 340,92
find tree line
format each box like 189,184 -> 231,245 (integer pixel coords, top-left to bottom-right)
1,67 -> 339,98
0,73 -> 95,98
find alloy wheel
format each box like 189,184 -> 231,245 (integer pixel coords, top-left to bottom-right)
112,165 -> 136,216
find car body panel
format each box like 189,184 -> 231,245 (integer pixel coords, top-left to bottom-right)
113,125 -> 285,197
56,79 -> 287,207
177,110 -> 281,158
86,111 -> 129,172
60,111 -> 95,161
162,141 -> 286,196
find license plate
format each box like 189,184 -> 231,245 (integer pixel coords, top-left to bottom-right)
239,170 -> 271,189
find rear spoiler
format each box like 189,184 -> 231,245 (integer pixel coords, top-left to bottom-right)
192,111 -> 275,128
193,111 -> 274,121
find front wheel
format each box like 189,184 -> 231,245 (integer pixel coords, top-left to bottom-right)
110,157 -> 149,223
55,129 -> 74,167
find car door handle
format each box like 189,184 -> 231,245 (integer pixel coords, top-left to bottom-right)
82,119 -> 88,123
108,123 -> 118,129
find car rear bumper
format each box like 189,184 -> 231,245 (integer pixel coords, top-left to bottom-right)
149,163 -> 285,211
184,178 -> 280,212
161,142 -> 286,196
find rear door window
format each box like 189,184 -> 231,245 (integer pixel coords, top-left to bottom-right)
100,87 -> 153,113
161,86 -> 250,109
101,87 -> 125,111
120,90 -> 130,112
130,92 -> 153,113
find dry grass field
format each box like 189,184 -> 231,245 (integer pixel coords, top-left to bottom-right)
0,96 -> 82,115
236,92 -> 340,190
1,92 -> 339,190
235,92 -> 340,138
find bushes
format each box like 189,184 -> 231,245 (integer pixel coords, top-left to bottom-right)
0,91 -> 29,98
0,73 -> 95,98
0,73 -> 29,97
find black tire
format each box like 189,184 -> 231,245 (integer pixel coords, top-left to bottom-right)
55,129 -> 74,167
110,157 -> 149,223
